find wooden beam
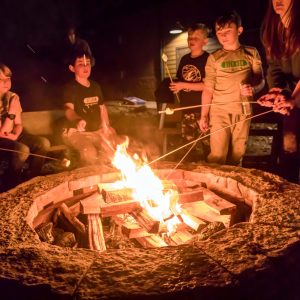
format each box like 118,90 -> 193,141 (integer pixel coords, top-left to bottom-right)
80,192 -> 102,214
130,208 -> 160,233
88,214 -> 106,252
135,235 -> 168,248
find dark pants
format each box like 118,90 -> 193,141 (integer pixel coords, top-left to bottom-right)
280,107 -> 300,183
0,133 -> 50,190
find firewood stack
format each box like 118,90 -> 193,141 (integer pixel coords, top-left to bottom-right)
36,179 -> 237,251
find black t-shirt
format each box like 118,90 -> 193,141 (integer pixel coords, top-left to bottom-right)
176,52 -> 209,114
63,79 -> 104,131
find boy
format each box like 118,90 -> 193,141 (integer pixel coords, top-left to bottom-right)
169,23 -> 210,160
199,11 -> 265,165
0,63 -> 50,190
62,51 -> 116,165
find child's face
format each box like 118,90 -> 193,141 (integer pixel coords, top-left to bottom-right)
70,56 -> 92,79
216,22 -> 242,49
187,29 -> 207,52
0,71 -> 11,95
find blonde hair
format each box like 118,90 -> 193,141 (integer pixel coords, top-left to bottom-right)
0,63 -> 12,77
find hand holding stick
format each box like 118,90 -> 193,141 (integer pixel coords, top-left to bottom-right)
161,53 -> 181,104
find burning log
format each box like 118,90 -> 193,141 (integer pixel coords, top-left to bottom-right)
112,215 -> 151,238
99,198 -> 140,217
98,183 -> 133,203
130,208 -> 160,234
59,203 -> 86,234
88,214 -> 106,252
179,209 -> 206,231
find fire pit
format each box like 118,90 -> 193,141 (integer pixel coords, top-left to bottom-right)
0,162 -> 299,299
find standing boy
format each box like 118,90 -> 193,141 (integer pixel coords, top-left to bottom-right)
62,51 -> 116,165
199,11 -> 265,165
169,23 -> 210,160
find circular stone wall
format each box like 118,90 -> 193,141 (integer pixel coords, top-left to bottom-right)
0,162 -> 299,300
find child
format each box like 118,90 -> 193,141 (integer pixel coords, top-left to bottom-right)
169,23 -> 210,161
0,63 -> 50,190
62,51 -> 116,165
199,11 -> 265,165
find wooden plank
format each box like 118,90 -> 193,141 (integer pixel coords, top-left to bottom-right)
88,214 -> 106,252
121,222 -> 152,238
202,189 -> 236,215
183,202 -> 231,228
130,208 -> 160,233
99,198 -> 140,217
59,203 -> 86,234
80,192 -> 102,214
169,230 -> 193,245
180,209 -> 206,231
135,235 -> 168,248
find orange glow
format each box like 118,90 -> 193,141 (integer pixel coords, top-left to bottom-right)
112,138 -> 181,235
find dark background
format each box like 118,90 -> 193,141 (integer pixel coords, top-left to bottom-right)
0,0 -> 268,111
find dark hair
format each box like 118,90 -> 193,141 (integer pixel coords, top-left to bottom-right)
188,23 -> 209,38
68,50 -> 95,67
215,10 -> 242,29
261,0 -> 300,60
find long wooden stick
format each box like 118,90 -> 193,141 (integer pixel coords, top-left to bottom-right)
158,101 -> 258,114
162,60 -> 181,104
149,109 -> 274,165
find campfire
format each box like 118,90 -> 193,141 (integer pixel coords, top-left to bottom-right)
35,139 -> 239,251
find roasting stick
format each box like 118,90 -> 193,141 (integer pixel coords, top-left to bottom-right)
0,147 -> 71,167
165,132 -> 205,180
149,109 -> 274,166
158,101 -> 258,115
161,53 -> 181,104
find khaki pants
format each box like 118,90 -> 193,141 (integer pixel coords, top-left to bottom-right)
208,108 -> 250,165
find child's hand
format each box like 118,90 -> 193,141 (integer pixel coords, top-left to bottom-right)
198,116 -> 209,132
257,88 -> 295,115
76,119 -> 86,131
3,132 -> 18,141
169,82 -> 184,93
240,83 -> 253,97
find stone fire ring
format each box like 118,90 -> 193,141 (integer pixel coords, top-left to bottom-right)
0,162 -> 299,299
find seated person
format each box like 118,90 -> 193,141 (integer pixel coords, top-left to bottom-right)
0,63 -> 50,190
62,51 -> 116,165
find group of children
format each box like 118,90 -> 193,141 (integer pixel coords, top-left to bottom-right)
0,48 -> 115,191
171,11 -> 265,167
170,4 -> 300,184
1,4 -> 299,191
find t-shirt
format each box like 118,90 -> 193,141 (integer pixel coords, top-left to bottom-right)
176,52 -> 209,114
0,91 -> 22,133
204,45 -> 263,113
63,80 -> 104,131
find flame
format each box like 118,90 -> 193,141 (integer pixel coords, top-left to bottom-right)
112,139 -> 181,235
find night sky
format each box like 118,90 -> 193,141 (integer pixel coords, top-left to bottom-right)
0,0 -> 268,111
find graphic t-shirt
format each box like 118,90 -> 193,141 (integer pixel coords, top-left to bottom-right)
176,52 -> 209,114
204,46 -> 263,113
63,80 -> 104,131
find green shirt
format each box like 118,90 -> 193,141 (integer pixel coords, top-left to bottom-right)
204,45 -> 263,113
